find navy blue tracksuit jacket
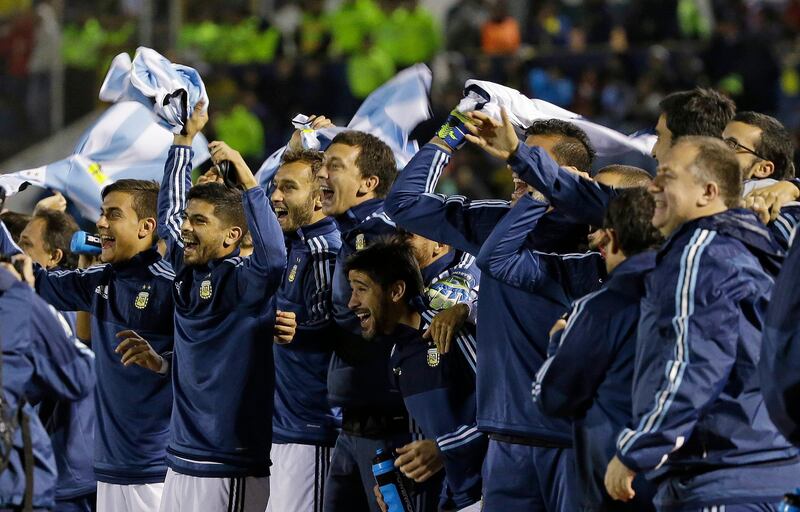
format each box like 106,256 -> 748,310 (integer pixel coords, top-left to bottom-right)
760,223 -> 800,446
533,251 -> 657,512
385,143 -> 603,442
388,308 -> 485,510
0,268 -> 95,508
158,145 -> 286,478
273,217 -> 342,447
617,209 -> 799,509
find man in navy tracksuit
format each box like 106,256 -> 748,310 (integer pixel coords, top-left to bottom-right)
1,180 -> 176,512
0,213 -> 98,512
0,266 -> 95,510
531,188 -> 661,512
385,113 -> 603,510
314,129 -> 444,512
266,149 -> 342,512
605,136 -> 800,510
144,105 -> 285,511
345,239 -> 486,511
760,227 -> 800,447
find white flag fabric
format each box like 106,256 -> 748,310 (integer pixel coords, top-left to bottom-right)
99,47 -> 209,135
256,64 -> 432,189
0,101 -> 210,220
457,79 -> 656,158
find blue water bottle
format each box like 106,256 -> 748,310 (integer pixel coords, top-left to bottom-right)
70,231 -> 102,255
372,448 -> 414,512
780,489 -> 800,512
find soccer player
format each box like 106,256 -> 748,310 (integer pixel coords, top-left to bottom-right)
346,238 -> 485,512
0,265 -> 95,511
605,136 -> 800,509
532,188 -> 661,511
385,113 -> 601,510
317,129 -> 444,512
146,103 -> 285,511
0,180 -> 175,512
266,149 -> 342,512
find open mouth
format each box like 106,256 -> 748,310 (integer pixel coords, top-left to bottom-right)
100,234 -> 115,249
320,185 -> 334,203
182,236 -> 199,253
274,206 -> 289,220
511,176 -> 528,201
354,310 -> 371,328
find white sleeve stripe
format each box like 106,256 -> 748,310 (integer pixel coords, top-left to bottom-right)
167,148 -> 188,246
618,228 -> 715,454
424,151 -> 448,193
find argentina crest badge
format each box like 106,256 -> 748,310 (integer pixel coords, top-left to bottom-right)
427,343 -> 440,367
199,278 -> 213,300
288,264 -> 298,282
355,233 -> 366,251
134,287 -> 150,309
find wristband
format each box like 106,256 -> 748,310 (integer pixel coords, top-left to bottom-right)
436,109 -> 472,150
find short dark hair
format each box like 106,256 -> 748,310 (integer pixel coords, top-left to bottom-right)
595,165 -> 653,188
330,131 -> 397,197
101,179 -> 160,220
733,111 -> 796,179
659,88 -> 736,140
344,236 -> 424,302
32,209 -> 80,269
604,187 -> 663,256
680,135 -> 742,207
280,149 -> 325,174
187,182 -> 247,232
525,119 -> 596,172
0,211 -> 31,242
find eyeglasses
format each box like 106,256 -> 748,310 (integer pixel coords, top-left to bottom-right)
724,137 -> 767,161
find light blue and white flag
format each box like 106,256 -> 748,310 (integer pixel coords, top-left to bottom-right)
99,46 -> 209,134
0,101 -> 210,220
458,79 -> 656,157
255,63 -> 432,189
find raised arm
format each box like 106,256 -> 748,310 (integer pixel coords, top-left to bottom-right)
158,101 -> 208,268
475,194 -> 550,292
207,141 -> 286,305
384,139 -> 509,256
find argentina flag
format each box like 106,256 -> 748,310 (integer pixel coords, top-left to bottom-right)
458,79 -> 657,158
0,101 -> 210,220
256,63 -> 432,189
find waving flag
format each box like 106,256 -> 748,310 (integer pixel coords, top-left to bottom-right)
458,79 -> 656,158
0,101 -> 210,220
99,47 -> 209,134
256,63 -> 432,188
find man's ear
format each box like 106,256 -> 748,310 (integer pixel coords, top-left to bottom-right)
359,174 -> 380,195
751,160 -> 775,179
223,226 -> 244,247
698,181 -> 721,207
607,229 -> 620,256
389,280 -> 407,304
50,248 -> 63,267
138,217 -> 157,240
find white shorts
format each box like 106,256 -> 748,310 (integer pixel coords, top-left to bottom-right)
96,481 -> 164,512
159,467 -> 269,512
266,443 -> 332,512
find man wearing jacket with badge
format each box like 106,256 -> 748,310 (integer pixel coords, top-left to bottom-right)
605,136 -> 800,510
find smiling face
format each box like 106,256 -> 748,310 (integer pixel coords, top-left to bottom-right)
271,161 -> 322,232
96,191 -> 152,264
648,143 -> 706,237
180,199 -> 241,266
347,269 -> 393,340
317,143 -> 377,216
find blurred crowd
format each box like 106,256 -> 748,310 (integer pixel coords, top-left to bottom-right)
2,0 -> 800,198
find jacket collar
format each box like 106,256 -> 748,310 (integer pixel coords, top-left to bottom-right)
605,250 -> 656,298
335,198 -> 384,233
287,217 -> 338,243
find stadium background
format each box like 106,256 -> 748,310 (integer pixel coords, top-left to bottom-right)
0,0 -> 797,202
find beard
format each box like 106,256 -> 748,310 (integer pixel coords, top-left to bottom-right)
285,195 -> 317,231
